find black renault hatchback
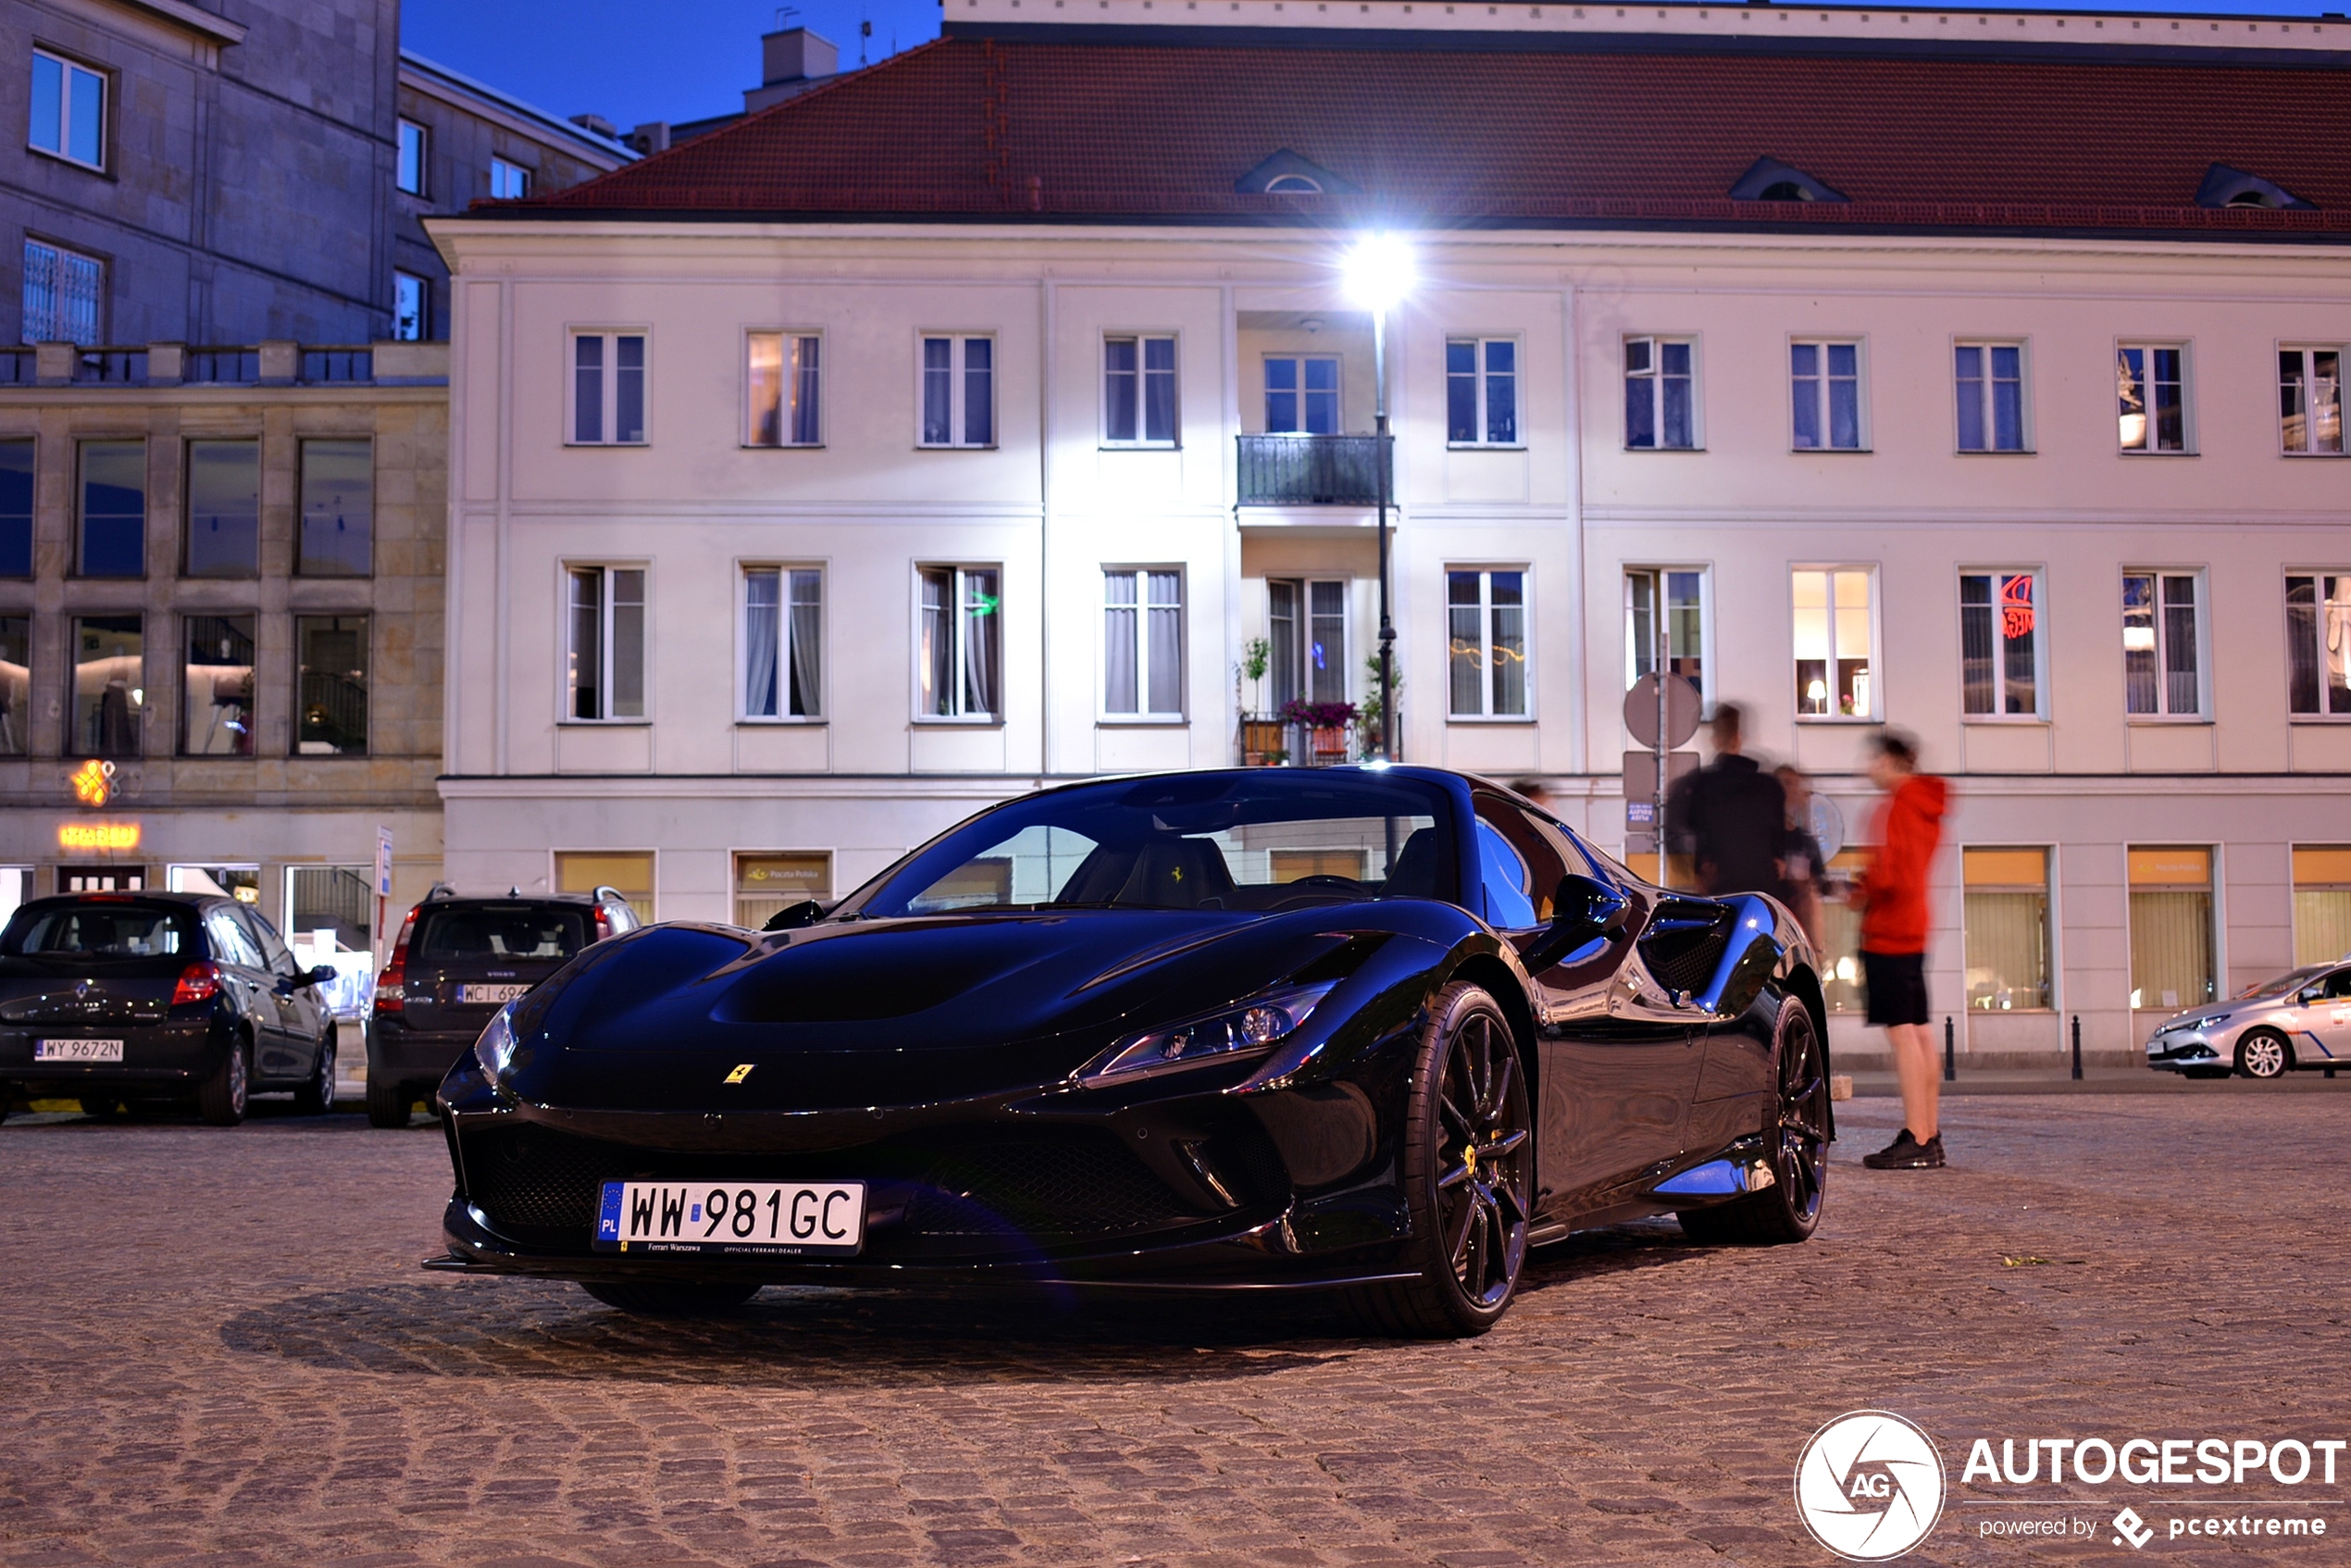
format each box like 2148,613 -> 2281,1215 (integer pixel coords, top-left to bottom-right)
0,892 -> 337,1126
365,888 -> 638,1126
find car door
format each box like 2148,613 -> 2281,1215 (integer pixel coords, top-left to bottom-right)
1471,793 -> 1699,1212
242,906 -> 325,1075
2307,967 -> 2351,1064
202,906 -> 290,1076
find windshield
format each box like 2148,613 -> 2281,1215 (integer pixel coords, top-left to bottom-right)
415,905 -> 590,961
846,772 -> 1458,917
2234,965 -> 2332,1000
3,902 -> 197,960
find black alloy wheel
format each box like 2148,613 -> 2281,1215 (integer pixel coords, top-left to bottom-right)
580,1281 -> 763,1316
1349,980 -> 1532,1338
2236,1029 -> 2291,1080
1680,997 -> 1828,1245
293,1030 -> 337,1115
196,1037 -> 250,1127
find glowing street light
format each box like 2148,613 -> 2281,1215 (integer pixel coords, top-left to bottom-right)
1342,232 -> 1415,760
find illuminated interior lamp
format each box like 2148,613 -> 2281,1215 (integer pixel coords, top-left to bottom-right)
2121,627 -> 2157,652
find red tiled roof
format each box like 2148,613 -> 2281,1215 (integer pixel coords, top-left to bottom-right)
509,34 -> 2351,236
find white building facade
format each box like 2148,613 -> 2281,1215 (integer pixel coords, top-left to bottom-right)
430,1 -> 2351,1065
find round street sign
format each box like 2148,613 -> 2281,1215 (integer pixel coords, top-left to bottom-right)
1810,794 -> 1847,864
1622,673 -> 1703,751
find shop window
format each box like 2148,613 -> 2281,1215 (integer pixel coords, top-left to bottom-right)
554,850 -> 653,922
78,441 -> 143,578
0,615 -> 25,755
294,615 -> 367,755
1819,847 -> 1872,1013
285,865 -> 371,956
168,865 -> 260,903
185,440 -> 259,578
182,613 -> 254,755
298,440 -> 372,576
0,439 -> 31,577
70,614 -> 142,755
2128,847 -> 2214,1011
1963,848 -> 2052,1011
734,852 -> 830,927
2292,846 -> 2351,967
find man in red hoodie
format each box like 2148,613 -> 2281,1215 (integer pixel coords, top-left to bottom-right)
1854,730 -> 1953,1170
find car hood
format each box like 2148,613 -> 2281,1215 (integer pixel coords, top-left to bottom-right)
504,910 -> 1362,1113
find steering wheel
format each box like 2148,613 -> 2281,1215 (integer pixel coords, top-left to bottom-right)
1287,874 -> 1368,893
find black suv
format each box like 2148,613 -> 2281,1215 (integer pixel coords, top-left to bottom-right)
0,892 -> 337,1126
365,886 -> 639,1126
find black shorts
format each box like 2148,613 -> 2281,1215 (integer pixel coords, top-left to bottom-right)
1862,950 -> 1931,1027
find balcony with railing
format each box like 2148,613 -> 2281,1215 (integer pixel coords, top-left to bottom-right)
1235,434 -> 1389,507
1238,706 -> 1365,767
6,340 -> 440,390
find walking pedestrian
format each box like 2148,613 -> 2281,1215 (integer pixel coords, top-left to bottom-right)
1774,764 -> 1828,950
1854,730 -> 1953,1170
1664,703 -> 1787,899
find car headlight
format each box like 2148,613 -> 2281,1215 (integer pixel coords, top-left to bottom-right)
1082,980 -> 1339,1084
473,1003 -> 519,1081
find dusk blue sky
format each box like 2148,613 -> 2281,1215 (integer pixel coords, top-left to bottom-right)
404,0 -> 2335,141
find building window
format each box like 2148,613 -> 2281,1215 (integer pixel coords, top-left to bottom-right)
2128,846 -> 2213,1011
1819,847 -> 1872,1012
1963,848 -> 2052,1011
1959,570 -> 2042,718
1267,579 -> 1348,708
0,615 -> 27,755
920,336 -> 993,447
1104,335 -> 1177,445
396,119 -> 428,195
70,614 -> 142,756
2117,343 -> 2188,453
30,49 -> 106,170
1448,568 -> 1528,718
1447,339 -> 1518,446
2287,574 -> 2351,716
22,239 -> 104,345
1624,337 -> 1696,450
743,566 -> 821,718
392,272 -> 428,342
2280,347 -> 2344,455
488,156 -> 530,200
184,441 -> 259,579
1103,568 -> 1183,718
2122,571 -> 2203,717
747,333 -> 821,446
917,566 -> 1001,718
2292,846 -> 2351,967
567,566 -> 645,721
570,331 -> 646,445
293,615 -> 367,755
1625,567 -> 1707,698
297,439 -> 372,576
1956,342 -> 2027,452
285,866 -> 371,956
0,439 -> 31,578
1264,356 -> 1339,435
78,441 -> 143,578
1790,340 -> 1864,451
554,851 -> 653,922
735,852 -> 830,927
1792,567 -> 1875,719
182,613 -> 255,756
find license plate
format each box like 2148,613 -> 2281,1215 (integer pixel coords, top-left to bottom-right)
34,1039 -> 124,1063
593,1180 -> 865,1256
458,983 -> 530,1004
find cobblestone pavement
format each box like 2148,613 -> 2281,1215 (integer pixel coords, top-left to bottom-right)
2,1093 -> 2345,1568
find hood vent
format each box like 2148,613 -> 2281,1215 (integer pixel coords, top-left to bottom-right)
1729,156 -> 1848,204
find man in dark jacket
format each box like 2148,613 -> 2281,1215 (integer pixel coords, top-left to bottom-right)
1664,703 -> 1786,900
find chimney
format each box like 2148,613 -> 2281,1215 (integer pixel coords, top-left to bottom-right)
628,122 -> 671,156
745,26 -> 839,112
568,112 -> 619,139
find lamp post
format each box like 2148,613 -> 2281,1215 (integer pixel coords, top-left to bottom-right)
1344,233 -> 1413,761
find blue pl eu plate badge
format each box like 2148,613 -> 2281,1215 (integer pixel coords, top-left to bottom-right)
597,1181 -> 625,1247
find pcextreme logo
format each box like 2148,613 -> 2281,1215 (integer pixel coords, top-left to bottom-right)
1794,1411 -> 1948,1562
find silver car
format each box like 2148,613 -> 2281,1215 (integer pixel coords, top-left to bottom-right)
2146,963 -> 2351,1079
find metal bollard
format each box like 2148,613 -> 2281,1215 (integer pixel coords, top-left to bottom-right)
1944,1016 -> 1955,1081
2071,1014 -> 2084,1080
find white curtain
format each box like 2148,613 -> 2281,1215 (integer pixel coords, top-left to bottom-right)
963,569 -> 1000,716
1146,571 -> 1181,715
787,569 -> 822,716
743,568 -> 780,716
1103,571 -> 1138,713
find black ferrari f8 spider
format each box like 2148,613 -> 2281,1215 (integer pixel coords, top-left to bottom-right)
429,766 -> 1831,1337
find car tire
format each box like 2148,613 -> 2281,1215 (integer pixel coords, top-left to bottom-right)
1679,998 -> 1828,1246
1346,979 -> 1532,1339
365,1075 -> 414,1128
2235,1029 -> 2292,1080
80,1096 -> 123,1120
579,1281 -> 761,1316
2183,1067 -> 2232,1081
196,1037 -> 250,1127
292,1030 -> 337,1115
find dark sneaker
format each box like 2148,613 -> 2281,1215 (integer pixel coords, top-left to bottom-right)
1863,1131 -> 1946,1170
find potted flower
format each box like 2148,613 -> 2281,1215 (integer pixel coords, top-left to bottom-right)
1279,698 -> 1358,764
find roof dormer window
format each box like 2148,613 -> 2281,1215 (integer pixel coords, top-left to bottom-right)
1263,174 -> 1324,194
2196,165 -> 2314,211
1728,156 -> 1849,204
1237,150 -> 1356,195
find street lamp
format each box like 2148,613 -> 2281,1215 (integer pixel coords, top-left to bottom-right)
1344,232 -> 1413,761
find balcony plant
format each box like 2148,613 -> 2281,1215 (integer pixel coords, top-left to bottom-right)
1279,698 -> 1358,765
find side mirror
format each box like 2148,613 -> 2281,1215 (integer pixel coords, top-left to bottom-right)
762,899 -> 825,932
1556,874 -> 1632,939
305,964 -> 338,988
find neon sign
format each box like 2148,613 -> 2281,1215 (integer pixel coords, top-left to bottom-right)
69,758 -> 115,807
59,822 -> 140,852
2000,574 -> 2035,641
